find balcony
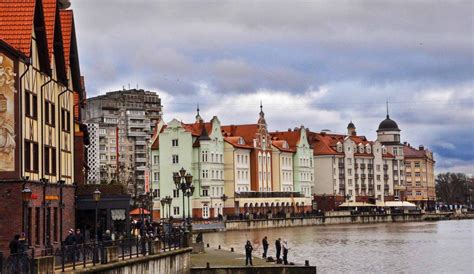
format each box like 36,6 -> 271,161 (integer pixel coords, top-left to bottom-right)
135,157 -> 147,163
368,164 -> 373,170
360,164 -> 366,169
384,184 -> 389,190
355,174 -> 359,179
339,184 -> 345,190
355,184 -> 360,189
135,140 -> 147,146
339,174 -> 345,179
361,184 -> 367,190
368,184 -> 374,190
384,174 -> 389,180
383,165 -> 388,170
135,165 -> 147,171
128,131 -> 147,137
361,174 -> 366,179
368,174 -> 373,179
354,163 -> 359,169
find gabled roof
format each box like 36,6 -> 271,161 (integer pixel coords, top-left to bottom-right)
270,130 -> 301,150
151,125 -> 166,150
221,124 -> 259,145
308,132 -> 377,157
272,140 -> 295,153
42,0 -> 56,61
0,0 -> 36,56
224,136 -> 252,149
182,121 -> 212,137
59,9 -> 72,67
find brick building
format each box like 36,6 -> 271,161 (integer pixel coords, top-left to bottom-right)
0,0 -> 84,254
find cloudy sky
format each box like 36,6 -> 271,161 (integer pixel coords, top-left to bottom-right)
71,0 -> 473,174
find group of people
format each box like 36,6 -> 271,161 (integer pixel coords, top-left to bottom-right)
244,236 -> 291,266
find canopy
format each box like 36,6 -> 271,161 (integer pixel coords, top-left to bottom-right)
130,208 -> 150,215
383,201 -> 417,208
338,202 -> 376,207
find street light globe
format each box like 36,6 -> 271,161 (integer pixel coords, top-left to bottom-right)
185,173 -> 193,185
93,188 -> 101,202
22,187 -> 32,202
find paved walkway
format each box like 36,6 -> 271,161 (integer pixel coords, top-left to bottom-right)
191,248 -> 269,267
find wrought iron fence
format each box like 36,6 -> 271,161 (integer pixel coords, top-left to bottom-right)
1,227 -> 186,273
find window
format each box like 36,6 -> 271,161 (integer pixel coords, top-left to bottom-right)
172,139 -> 179,147
376,165 -> 381,171
348,169 -> 352,175
61,108 -> 71,132
24,140 -> 39,172
347,158 -> 352,165
415,172 -> 421,177
153,172 -> 159,181
35,207 -> 40,245
53,207 -> 58,242
377,175 -> 381,181
153,155 -> 159,165
172,155 -> 179,164
25,91 -> 38,119
173,207 -> 180,215
45,101 -> 55,126
377,185 -> 381,190
414,162 -> 420,168
202,189 -> 208,196
173,189 -> 179,198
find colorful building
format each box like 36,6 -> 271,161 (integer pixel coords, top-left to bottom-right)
0,0 -> 84,253
403,144 -> 436,208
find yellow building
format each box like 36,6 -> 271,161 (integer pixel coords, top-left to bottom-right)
0,0 -> 84,252
404,144 -> 436,209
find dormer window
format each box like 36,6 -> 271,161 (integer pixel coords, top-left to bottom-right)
336,142 -> 343,153
283,141 -> 289,149
238,137 -> 245,145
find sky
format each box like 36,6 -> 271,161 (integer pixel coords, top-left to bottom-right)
71,0 -> 473,174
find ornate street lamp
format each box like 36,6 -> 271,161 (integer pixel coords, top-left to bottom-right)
160,198 -> 166,219
93,188 -> 101,243
173,168 -> 194,232
165,196 -> 173,220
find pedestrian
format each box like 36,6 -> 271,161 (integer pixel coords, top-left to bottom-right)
275,238 -> 281,262
282,240 -> 289,265
75,229 -> 84,260
64,229 -> 76,262
245,240 -> 253,266
9,234 -> 20,256
262,236 -> 269,258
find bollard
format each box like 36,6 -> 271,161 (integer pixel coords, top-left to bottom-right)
218,245 -> 221,249
305,260 -> 309,266
206,262 -> 210,268
230,247 -> 234,252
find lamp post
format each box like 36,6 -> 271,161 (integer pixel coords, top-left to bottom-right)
22,186 -> 32,245
165,196 -> 172,220
93,188 -> 101,243
173,168 -> 194,226
185,184 -> 195,226
220,194 -> 228,219
160,198 -> 166,220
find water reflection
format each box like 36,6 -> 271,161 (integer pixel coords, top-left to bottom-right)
203,220 -> 473,273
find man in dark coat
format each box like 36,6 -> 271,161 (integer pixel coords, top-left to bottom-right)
245,240 -> 253,266
275,238 -> 282,262
262,236 -> 269,258
9,234 -> 20,255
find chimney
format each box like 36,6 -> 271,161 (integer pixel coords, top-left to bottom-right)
419,145 -> 424,151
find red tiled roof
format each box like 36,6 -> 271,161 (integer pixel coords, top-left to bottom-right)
59,9 -> 72,67
270,130 -> 301,150
182,121 -> 212,137
221,124 -> 259,145
224,136 -> 252,149
151,125 -> 166,150
42,0 -> 56,61
272,140 -> 295,153
0,0 -> 36,56
403,145 -> 427,158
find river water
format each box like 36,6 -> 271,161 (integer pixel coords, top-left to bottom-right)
204,220 -> 473,273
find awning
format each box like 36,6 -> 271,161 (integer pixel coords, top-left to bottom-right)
130,208 -> 150,215
338,202 -> 376,207
383,201 -> 417,208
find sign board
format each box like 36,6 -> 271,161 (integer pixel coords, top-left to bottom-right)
45,195 -> 59,201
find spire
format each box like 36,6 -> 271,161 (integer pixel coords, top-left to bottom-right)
258,101 -> 266,125
386,100 -> 389,119
195,104 -> 202,122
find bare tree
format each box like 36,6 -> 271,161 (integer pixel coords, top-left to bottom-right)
436,173 -> 471,204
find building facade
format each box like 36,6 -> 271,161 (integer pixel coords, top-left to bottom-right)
0,0 -> 84,253
403,144 -> 436,208
84,89 -> 162,197
309,121 -> 396,203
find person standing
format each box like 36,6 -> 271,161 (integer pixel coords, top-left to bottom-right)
275,238 -> 281,262
245,240 -> 254,266
262,236 -> 269,258
282,240 -> 290,265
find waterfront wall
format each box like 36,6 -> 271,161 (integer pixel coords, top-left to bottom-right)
191,266 -> 316,274
67,248 -> 192,274
225,213 -> 423,231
